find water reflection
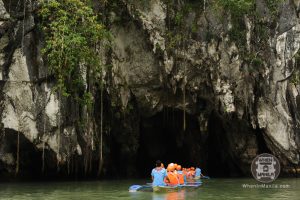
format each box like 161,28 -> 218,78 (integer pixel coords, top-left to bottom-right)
0,179 -> 298,200
152,190 -> 185,200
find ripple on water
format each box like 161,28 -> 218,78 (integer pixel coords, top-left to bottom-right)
0,178 -> 299,200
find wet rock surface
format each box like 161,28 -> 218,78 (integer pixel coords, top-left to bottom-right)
0,0 -> 299,179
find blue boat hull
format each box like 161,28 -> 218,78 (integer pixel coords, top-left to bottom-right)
129,182 -> 202,192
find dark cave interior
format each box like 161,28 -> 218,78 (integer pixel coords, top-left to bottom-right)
0,108 -> 260,180
136,108 -> 240,178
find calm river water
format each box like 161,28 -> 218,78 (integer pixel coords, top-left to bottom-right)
0,178 -> 299,200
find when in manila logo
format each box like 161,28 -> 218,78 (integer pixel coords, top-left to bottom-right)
251,153 -> 280,183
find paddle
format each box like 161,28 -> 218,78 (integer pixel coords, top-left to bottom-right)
146,182 -> 202,186
186,182 -> 202,185
129,184 -> 152,192
180,184 -> 201,188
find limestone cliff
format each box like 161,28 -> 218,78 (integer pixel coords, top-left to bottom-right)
0,0 -> 300,180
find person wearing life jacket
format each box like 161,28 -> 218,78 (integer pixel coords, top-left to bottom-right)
174,163 -> 178,171
183,168 -> 187,177
165,163 -> 180,186
190,167 -> 196,177
176,165 -> 185,185
151,160 -> 167,186
173,163 -> 178,176
186,168 -> 193,179
195,167 -> 203,179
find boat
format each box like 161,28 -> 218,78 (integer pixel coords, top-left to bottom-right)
129,182 -> 202,192
152,185 -> 179,192
186,176 -> 210,182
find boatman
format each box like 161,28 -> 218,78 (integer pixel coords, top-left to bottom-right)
151,160 -> 167,186
195,167 -> 203,179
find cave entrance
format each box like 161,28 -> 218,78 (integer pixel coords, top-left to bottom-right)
136,108 -> 245,178
0,129 -> 43,180
137,107 -> 202,177
0,129 -> 58,180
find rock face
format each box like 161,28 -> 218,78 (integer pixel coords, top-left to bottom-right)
0,0 -> 300,179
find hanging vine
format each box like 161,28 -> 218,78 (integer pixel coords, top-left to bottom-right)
15,130 -> 20,176
39,0 -> 109,174
15,0 -> 28,177
39,0 -> 108,96
98,66 -> 104,176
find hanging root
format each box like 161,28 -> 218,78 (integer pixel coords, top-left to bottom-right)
98,69 -> 104,176
183,86 -> 186,131
42,141 -> 45,173
15,131 -> 20,176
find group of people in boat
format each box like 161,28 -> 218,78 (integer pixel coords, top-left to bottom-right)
151,160 -> 204,186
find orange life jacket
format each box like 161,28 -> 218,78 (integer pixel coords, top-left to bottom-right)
177,172 -> 185,184
166,172 -> 179,185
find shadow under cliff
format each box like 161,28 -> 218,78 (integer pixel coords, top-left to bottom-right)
136,107 -> 257,178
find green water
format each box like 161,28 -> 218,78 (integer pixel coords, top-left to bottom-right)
0,178 -> 299,200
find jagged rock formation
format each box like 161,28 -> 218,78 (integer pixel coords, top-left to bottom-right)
0,0 -> 300,180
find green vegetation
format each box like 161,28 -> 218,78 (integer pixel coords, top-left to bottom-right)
39,0 -> 109,107
214,0 -> 282,47
39,0 -> 110,175
164,1 -> 203,51
291,51 -> 300,85
266,0 -> 283,17
213,0 -> 282,75
165,32 -> 183,51
243,53 -> 264,73
216,0 -> 254,17
215,0 -> 255,47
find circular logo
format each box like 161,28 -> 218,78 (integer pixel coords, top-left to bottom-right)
251,153 -> 280,183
